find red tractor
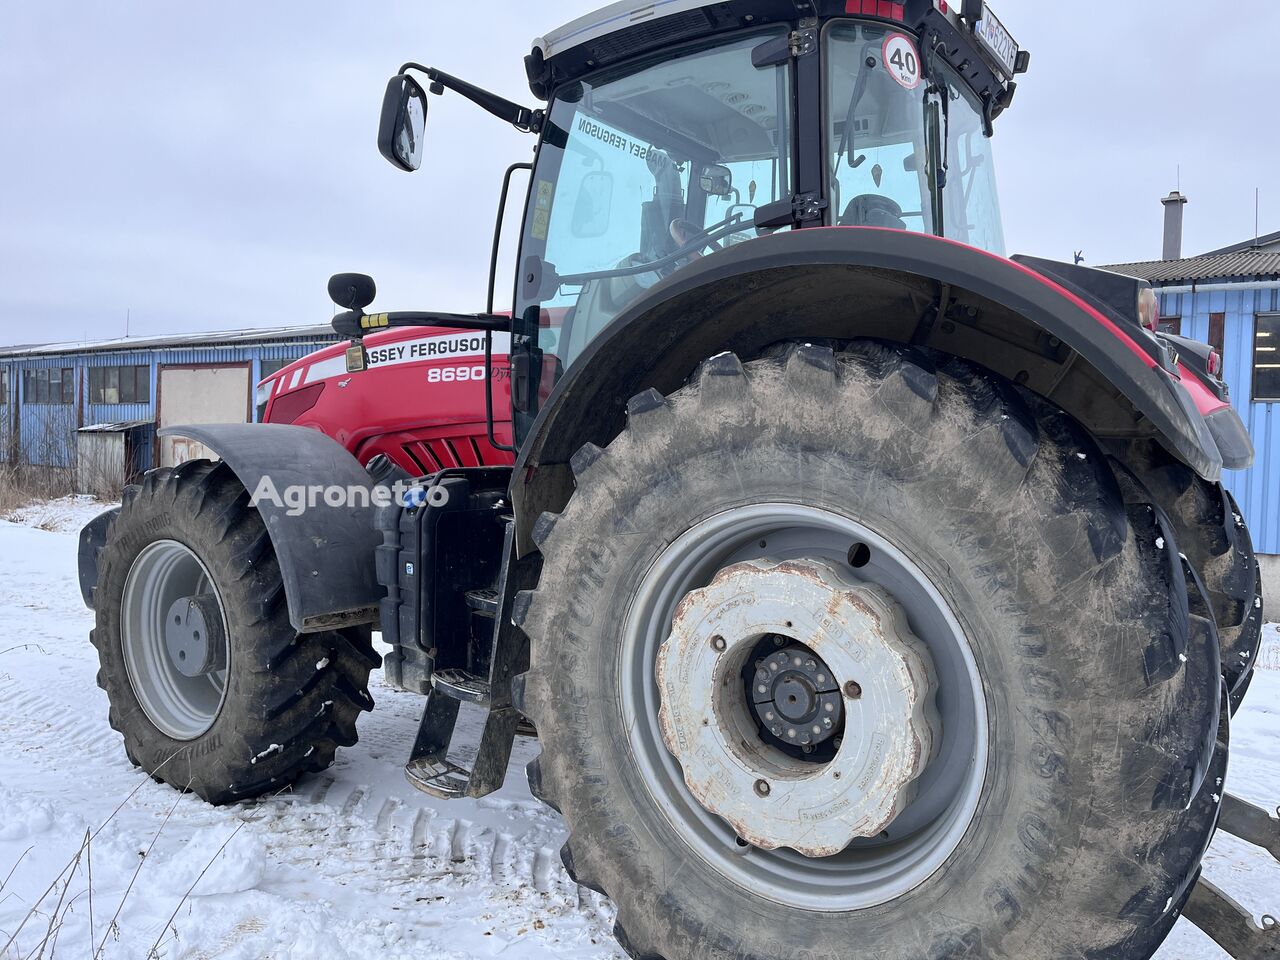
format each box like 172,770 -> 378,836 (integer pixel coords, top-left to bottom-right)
80,2 -> 1277,957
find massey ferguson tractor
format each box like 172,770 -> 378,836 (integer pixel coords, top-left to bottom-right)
78,1 -> 1278,957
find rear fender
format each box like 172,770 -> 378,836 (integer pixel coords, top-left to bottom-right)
511,228 -> 1249,553
155,424 -> 383,633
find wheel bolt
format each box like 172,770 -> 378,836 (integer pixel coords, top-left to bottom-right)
711,635 -> 726,652
754,779 -> 771,797
843,680 -> 863,700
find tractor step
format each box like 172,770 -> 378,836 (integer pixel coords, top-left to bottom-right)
431,668 -> 492,705
1183,877 -> 1279,958
401,519 -> 537,800
404,692 -> 522,800
1219,794 -> 1280,862
405,756 -> 472,799
465,588 -> 500,615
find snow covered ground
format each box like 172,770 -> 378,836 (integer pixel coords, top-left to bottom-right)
0,509 -> 1276,959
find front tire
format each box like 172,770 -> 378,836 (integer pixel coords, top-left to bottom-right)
92,460 -> 378,805
518,344 -> 1221,960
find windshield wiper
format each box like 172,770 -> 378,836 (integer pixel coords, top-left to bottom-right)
837,44 -> 874,169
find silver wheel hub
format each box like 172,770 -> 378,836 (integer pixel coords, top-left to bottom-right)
657,558 -> 939,858
164,595 -> 227,678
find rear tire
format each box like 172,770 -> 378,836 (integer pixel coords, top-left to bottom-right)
1115,438 -> 1262,712
518,344 -> 1222,960
92,460 -> 378,805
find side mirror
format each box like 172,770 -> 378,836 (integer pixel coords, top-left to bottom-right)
700,163 -> 733,199
571,171 -> 614,239
328,273 -> 376,311
377,75 -> 429,172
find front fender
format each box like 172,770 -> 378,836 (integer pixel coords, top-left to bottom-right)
512,228 -> 1240,552
155,424 -> 382,633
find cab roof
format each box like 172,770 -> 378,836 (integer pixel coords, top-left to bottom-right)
527,0 -> 1026,126
534,0 -> 742,63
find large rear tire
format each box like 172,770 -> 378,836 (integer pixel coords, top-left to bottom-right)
518,344 -> 1222,960
92,460 -> 378,805
1115,438 -> 1262,713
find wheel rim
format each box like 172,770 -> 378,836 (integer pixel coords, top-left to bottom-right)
620,504 -> 988,912
121,540 -> 230,740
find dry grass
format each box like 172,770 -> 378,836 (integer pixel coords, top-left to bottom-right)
0,465 -> 76,517
1,776 -> 271,960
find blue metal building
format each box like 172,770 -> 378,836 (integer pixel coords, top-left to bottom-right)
0,325 -> 337,476
1104,229 -> 1280,561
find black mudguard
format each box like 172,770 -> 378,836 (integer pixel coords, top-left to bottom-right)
78,507 -> 120,607
511,228 -> 1246,550
82,424 -> 382,634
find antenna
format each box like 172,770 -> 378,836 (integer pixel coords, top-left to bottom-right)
1256,188 -> 1261,248
126,308 -> 131,338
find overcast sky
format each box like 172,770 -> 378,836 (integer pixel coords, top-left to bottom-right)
2,2 -> 1276,346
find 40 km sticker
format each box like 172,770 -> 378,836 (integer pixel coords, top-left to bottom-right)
883,34 -> 921,90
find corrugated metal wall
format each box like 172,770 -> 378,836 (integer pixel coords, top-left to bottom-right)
2,337 -> 334,472
0,361 -> 14,461
1160,284 -> 1280,555
17,354 -> 80,467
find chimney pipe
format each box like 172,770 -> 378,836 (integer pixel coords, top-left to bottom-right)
1162,191 -> 1188,261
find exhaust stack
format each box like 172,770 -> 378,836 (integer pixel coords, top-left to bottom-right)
1162,191 -> 1188,261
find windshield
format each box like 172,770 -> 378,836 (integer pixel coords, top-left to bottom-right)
939,72 -> 1005,253
825,20 -> 1004,254
514,28 -> 792,414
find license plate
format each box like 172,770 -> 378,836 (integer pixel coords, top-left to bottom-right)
973,4 -> 1018,79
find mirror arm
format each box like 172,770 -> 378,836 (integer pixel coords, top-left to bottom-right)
370,311 -> 511,333
332,310 -> 510,342
400,62 -> 542,133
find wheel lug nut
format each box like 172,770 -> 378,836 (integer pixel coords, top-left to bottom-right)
711,635 -> 726,652
754,779 -> 771,797
843,680 -> 863,700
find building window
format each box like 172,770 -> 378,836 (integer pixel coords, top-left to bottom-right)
1208,312 -> 1226,361
1254,314 -> 1280,402
0,369 -> 7,404
259,358 -> 292,380
89,365 -> 150,404
22,367 -> 74,404
1158,316 -> 1182,336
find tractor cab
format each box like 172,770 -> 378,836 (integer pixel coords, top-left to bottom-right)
372,0 -> 1028,442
